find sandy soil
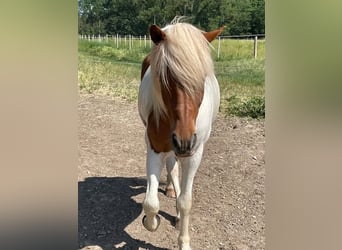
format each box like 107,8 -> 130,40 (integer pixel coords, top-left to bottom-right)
78,93 -> 265,250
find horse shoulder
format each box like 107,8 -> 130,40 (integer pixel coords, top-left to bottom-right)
195,75 -> 220,142
141,54 -> 151,80
139,58 -> 152,126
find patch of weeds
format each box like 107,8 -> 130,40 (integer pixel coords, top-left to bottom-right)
226,95 -> 265,119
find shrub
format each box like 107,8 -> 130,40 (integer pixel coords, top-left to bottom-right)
227,96 -> 265,119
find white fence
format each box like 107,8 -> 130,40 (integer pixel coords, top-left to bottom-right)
79,34 -> 152,49
218,34 -> 265,59
79,34 -> 265,59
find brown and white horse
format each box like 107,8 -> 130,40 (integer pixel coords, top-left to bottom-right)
138,19 -> 223,250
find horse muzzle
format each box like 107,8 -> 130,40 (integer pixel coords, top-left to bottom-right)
171,133 -> 197,157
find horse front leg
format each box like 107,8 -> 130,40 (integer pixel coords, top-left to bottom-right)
166,156 -> 180,199
177,144 -> 204,250
166,156 -> 181,226
142,146 -> 163,232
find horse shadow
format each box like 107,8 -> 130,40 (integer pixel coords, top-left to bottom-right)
78,176 -> 173,250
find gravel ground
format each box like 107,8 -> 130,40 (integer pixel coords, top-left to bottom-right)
78,93 -> 265,250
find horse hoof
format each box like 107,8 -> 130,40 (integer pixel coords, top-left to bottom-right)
142,214 -> 160,232
166,188 -> 176,198
179,244 -> 191,250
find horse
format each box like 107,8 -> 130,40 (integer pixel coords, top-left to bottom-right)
138,19 -> 223,250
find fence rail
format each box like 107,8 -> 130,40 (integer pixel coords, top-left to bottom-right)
79,33 -> 265,59
79,34 -> 153,49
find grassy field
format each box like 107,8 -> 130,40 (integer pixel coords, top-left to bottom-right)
78,38 -> 265,118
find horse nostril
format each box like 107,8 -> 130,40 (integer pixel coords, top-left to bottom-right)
171,133 -> 181,150
190,133 -> 197,150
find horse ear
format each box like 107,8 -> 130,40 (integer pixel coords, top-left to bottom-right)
203,26 -> 225,42
150,24 -> 166,44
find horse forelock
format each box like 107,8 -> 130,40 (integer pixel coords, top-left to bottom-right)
150,22 -> 214,125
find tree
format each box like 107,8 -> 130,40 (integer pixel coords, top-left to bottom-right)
250,0 -> 265,34
78,0 -> 106,35
78,0 -> 264,36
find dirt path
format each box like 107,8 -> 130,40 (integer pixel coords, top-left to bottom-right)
78,93 -> 265,250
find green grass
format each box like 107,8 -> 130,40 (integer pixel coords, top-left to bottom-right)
78,54 -> 141,101
212,39 -> 265,60
215,57 -> 265,118
78,39 -> 150,63
78,38 -> 265,118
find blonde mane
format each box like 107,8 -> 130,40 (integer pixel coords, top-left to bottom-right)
150,21 -> 214,123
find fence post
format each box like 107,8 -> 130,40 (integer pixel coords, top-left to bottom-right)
254,36 -> 258,59
144,35 -> 146,48
217,36 -> 221,59
130,35 -> 132,50
116,34 -> 119,48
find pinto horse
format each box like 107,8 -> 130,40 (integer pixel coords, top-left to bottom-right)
138,20 -> 223,250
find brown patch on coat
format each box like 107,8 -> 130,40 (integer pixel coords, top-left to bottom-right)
146,75 -> 203,153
